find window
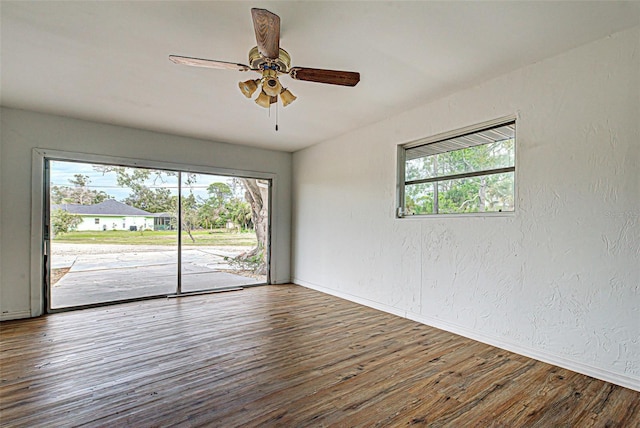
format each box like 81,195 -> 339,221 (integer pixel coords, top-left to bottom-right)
398,119 -> 515,216
94,218 -> 100,224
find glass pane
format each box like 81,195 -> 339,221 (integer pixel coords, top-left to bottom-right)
49,161 -> 178,309
405,156 -> 438,181
180,174 -> 268,292
437,172 -> 514,214
404,182 -> 435,215
406,138 -> 514,181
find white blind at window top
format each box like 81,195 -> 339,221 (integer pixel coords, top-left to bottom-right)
406,123 -> 515,161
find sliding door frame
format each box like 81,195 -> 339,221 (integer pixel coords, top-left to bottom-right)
31,148 -> 275,315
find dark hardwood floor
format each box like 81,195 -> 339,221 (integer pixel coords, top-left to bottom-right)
1,284 -> 638,427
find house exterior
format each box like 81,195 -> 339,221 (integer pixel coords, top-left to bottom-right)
152,212 -> 174,231
52,199 -> 155,231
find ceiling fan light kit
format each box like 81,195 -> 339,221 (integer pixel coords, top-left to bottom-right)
260,69 -> 283,97
279,88 -> 297,107
255,90 -> 275,108
238,79 -> 259,98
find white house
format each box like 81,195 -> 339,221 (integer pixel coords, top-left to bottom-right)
52,199 -> 155,232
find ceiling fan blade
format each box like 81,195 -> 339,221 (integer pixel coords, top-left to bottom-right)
289,67 -> 360,87
251,8 -> 280,60
169,55 -> 251,71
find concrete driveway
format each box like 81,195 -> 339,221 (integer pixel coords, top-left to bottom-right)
51,244 -> 264,308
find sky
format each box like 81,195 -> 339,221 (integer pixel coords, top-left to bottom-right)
49,160 -> 241,202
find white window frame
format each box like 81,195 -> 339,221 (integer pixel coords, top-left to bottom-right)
397,115 -> 517,218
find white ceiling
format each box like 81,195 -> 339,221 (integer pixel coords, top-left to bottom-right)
2,1 -> 639,152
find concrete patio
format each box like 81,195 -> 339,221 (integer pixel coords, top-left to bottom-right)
51,244 -> 265,308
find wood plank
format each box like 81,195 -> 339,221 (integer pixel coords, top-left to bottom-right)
1,284 -> 638,427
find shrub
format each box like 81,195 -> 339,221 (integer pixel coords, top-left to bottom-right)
51,209 -> 82,236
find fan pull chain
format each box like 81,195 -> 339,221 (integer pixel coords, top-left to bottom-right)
265,97 -> 279,131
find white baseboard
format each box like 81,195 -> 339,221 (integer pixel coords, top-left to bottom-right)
293,278 -> 640,392
295,278 -> 407,318
0,309 -> 32,321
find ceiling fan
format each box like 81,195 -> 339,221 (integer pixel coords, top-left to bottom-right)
169,8 -> 360,110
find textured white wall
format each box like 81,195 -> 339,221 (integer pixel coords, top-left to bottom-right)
0,108 -> 292,319
292,27 -> 640,390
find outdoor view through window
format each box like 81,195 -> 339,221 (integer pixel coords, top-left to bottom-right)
401,121 -> 515,215
48,160 -> 269,309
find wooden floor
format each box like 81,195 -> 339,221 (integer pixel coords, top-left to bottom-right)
1,285 -> 638,427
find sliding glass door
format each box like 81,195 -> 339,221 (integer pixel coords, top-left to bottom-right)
46,159 -> 269,311
179,172 -> 268,293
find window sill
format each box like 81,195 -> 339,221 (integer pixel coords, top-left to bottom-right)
397,211 -> 516,220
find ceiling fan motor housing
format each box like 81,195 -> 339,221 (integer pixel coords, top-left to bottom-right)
248,46 -> 291,73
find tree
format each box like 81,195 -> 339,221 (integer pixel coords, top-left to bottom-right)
123,186 -> 173,213
238,178 -> 269,275
435,140 -> 514,213
405,139 -> 514,214
225,198 -> 252,230
51,174 -> 110,205
177,193 -> 200,243
207,182 -> 233,206
197,182 -> 233,229
51,209 -> 82,236
93,166 -> 174,213
197,200 -> 219,230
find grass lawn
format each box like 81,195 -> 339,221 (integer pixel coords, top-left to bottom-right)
53,229 -> 258,246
